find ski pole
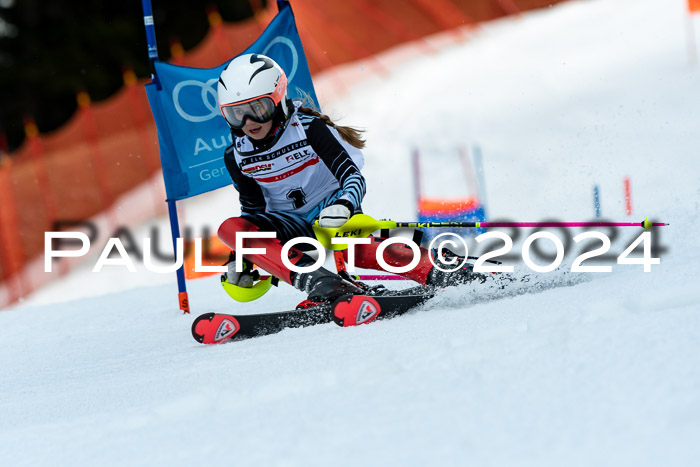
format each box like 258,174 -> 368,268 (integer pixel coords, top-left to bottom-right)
256,274 -> 409,281
329,214 -> 668,233
390,217 -> 668,231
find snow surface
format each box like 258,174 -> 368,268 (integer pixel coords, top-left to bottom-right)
2,0 -> 700,465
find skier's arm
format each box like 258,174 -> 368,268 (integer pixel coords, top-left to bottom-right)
224,147 -> 266,215
306,118 -> 366,214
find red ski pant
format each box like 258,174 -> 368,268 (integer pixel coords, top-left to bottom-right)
218,217 -> 433,286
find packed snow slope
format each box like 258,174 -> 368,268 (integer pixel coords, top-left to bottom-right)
2,0 -> 700,466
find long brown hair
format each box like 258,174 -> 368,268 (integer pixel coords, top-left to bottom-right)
298,106 -> 365,149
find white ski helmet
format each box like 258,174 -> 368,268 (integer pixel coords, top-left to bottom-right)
217,53 -> 291,130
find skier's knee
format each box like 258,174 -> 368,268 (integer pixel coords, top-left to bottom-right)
218,217 -> 261,250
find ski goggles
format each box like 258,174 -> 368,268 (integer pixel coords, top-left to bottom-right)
220,96 -> 277,129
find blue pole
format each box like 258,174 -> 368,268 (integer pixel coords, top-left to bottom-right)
593,185 -> 601,218
167,199 -> 189,313
142,0 -> 158,60
141,0 -> 189,313
141,0 -> 161,88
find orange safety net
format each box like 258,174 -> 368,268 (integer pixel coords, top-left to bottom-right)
690,0 -> 700,13
418,198 -> 480,215
183,235 -> 230,280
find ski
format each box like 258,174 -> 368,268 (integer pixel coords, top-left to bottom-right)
331,292 -> 431,327
191,304 -> 332,344
191,287 -> 433,344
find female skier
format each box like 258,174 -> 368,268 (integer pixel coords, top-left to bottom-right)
216,54 -> 475,305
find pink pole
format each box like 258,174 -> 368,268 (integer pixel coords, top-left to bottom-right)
356,275 -> 409,281
395,220 -> 668,228
624,177 -> 633,216
480,221 -> 665,228
259,274 -> 409,281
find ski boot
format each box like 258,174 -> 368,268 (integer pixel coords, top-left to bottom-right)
426,247 -> 489,288
294,268 -> 363,310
